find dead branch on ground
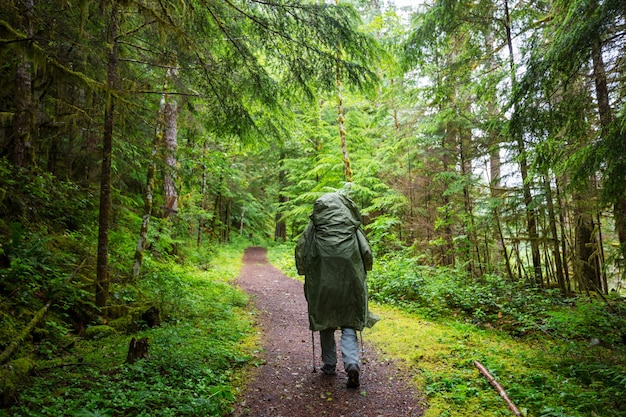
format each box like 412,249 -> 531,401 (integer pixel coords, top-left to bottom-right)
474,360 -> 522,416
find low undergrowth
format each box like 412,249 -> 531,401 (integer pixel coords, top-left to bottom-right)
268,242 -> 626,417
1,244 -> 254,417
365,304 -> 625,417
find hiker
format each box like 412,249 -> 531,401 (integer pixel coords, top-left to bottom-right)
295,192 -> 376,388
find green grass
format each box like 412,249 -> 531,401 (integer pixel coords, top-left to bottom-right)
267,244 -> 626,417
5,240 -> 625,417
2,245 -> 253,417
364,304 -> 537,417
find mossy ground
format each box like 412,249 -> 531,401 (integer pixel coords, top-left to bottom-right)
1,244 -> 255,417
268,242 -> 626,417
364,303 -> 538,417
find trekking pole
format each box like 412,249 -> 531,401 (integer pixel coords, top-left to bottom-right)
311,331 -> 317,373
359,330 -> 365,353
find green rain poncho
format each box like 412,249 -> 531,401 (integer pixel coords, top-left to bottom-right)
295,193 -> 376,332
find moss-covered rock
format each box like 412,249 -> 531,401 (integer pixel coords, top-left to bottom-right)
108,315 -> 134,332
107,305 -> 161,333
85,325 -> 117,340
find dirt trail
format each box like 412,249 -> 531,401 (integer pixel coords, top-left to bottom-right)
229,246 -> 424,417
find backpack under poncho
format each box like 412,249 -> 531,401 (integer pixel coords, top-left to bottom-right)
295,193 -> 376,332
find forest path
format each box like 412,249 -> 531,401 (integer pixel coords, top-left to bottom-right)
229,246 -> 424,417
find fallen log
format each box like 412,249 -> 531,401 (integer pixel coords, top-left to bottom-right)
0,260 -> 87,367
474,360 -> 522,416
0,301 -> 52,365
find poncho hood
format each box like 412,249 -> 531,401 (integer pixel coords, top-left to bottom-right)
295,193 -> 375,331
311,192 -> 362,234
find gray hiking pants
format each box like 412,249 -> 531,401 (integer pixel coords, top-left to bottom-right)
320,327 -> 359,370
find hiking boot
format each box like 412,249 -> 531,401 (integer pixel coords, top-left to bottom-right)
321,363 -> 337,375
346,364 -> 360,388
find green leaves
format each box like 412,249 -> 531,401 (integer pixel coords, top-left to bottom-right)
7,246 -> 252,416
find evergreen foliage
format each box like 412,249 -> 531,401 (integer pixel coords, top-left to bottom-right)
2,0 -> 626,415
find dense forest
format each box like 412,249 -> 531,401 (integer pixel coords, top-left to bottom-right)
1,0 -> 626,416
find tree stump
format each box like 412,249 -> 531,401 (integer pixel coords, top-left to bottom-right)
141,306 -> 161,327
125,337 -> 149,364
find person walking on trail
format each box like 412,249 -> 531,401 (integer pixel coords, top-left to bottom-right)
295,192 -> 377,388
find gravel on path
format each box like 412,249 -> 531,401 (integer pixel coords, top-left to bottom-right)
229,246 -> 424,417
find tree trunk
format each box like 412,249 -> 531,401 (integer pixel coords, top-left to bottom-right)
555,178 -> 571,293
589,14 -> 626,267
197,146 -> 208,247
441,124 -> 455,267
13,0 -> 35,168
274,153 -> 287,241
505,0 -> 542,285
459,123 -> 482,276
240,206 -> 246,235
162,66 -> 179,217
211,184 -> 222,242
335,0 -> 352,184
615,197 -> 626,269
574,201 -> 601,293
126,337 -> 149,364
96,5 -> 119,310
484,29 -> 508,277
133,80 -> 167,278
337,65 -> 353,183
544,175 -> 566,293
224,198 -> 232,243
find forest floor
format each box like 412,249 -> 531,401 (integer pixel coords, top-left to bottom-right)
229,246 -> 425,417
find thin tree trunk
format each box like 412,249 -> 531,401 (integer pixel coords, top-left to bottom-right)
132,79 -> 167,278
485,29 -> 506,276
440,121 -> 455,267
210,168 -> 225,243
505,0 -> 542,286
335,0 -> 352,184
544,174 -> 566,293
460,125 -> 482,276
211,189 -> 222,242
555,178 -> 571,293
197,145 -> 208,247
495,205 -> 514,281
96,4 -> 119,310
615,197 -> 626,270
337,63 -> 352,183
132,154 -> 156,278
490,155 -> 513,280
274,153 -> 287,241
162,67 -> 179,217
240,206 -> 245,235
595,210 -> 608,293
224,198 -> 232,243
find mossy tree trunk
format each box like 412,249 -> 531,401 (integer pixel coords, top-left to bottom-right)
13,0 -> 35,169
96,4 -> 119,310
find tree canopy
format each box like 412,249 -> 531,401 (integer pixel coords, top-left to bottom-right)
1,0 -> 626,415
